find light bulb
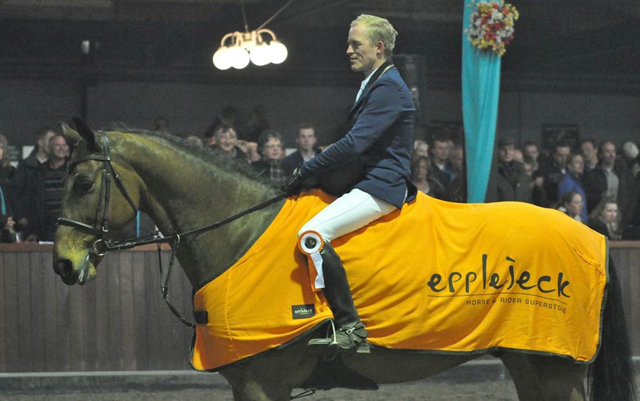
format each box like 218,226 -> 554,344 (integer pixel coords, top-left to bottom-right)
269,41 -> 288,64
213,47 -> 232,70
250,43 -> 272,66
227,46 -> 250,69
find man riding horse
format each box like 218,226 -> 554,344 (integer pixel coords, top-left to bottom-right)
286,14 -> 417,355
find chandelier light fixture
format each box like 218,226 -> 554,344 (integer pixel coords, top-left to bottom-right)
212,0 -> 294,70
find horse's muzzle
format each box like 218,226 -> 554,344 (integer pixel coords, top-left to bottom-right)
54,258 -> 80,285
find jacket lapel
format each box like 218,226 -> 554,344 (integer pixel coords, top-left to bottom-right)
348,60 -> 395,121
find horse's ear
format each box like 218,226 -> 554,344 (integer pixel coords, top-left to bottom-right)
72,117 -> 103,153
60,121 -> 81,145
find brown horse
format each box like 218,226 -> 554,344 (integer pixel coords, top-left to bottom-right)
53,119 -> 635,401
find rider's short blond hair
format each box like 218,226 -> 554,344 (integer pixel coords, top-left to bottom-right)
351,14 -> 398,58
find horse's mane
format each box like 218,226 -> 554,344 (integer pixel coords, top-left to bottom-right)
106,129 -> 270,186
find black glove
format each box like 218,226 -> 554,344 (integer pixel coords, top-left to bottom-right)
283,167 -> 305,194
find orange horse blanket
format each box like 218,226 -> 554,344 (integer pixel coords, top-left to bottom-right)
191,190 -> 608,371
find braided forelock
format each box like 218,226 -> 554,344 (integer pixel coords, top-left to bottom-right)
351,14 -> 398,58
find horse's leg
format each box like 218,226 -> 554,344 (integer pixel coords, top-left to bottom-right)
220,340 -> 318,401
222,362 -> 296,401
501,353 -> 587,401
227,379 -> 290,401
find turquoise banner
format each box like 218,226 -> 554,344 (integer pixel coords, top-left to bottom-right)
462,0 -> 502,203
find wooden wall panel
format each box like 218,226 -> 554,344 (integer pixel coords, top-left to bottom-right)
614,249 -> 633,336
611,245 -> 640,356
42,251 -> 58,372
132,252 -> 147,371
0,243 -> 638,372
29,252 -> 45,372
83,279 -> 98,372
629,248 -> 640,356
68,275 -> 86,371
0,252 -> 7,371
144,251 -> 162,370
94,255 -> 110,371
16,252 -> 32,372
55,265 -> 71,372
119,252 -> 136,371
107,253 -> 123,371
3,252 -> 19,372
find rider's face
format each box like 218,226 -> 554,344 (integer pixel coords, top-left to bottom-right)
347,24 -> 381,76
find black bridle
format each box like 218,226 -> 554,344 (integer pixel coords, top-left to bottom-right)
57,134 -> 139,256
57,132 -> 288,328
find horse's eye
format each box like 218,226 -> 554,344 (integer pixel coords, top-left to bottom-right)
73,178 -> 94,193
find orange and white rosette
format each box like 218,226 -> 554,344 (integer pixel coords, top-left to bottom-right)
298,230 -> 325,291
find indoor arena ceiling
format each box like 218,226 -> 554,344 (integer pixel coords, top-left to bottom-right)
1,0 -> 639,92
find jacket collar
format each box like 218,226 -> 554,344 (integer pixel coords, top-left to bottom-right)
349,59 -> 395,119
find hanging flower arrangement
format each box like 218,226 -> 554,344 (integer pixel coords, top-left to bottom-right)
465,1 -> 519,57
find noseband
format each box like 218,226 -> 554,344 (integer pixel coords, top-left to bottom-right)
57,134 -> 138,256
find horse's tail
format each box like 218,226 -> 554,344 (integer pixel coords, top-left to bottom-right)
588,256 -> 636,401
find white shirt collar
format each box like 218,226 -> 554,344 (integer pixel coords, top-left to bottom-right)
355,65 -> 382,103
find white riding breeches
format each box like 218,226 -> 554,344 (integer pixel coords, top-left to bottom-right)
298,188 -> 396,243
298,188 -> 396,289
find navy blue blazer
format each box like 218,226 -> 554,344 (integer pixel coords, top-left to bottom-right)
300,64 -> 416,208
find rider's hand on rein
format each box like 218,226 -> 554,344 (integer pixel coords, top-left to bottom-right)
283,167 -> 305,194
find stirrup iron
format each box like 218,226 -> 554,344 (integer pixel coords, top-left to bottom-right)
309,321 -> 370,361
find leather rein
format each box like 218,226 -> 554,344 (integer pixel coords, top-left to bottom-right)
57,134 -> 288,328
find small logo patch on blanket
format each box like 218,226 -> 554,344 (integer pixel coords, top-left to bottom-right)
191,190 -> 608,371
292,304 -> 316,319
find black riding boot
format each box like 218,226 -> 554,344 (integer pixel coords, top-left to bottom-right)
308,242 -> 369,355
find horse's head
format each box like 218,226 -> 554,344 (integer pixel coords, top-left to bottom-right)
54,118 -> 141,285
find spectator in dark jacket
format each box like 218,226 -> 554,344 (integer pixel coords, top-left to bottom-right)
522,141 -> 541,173
493,136 -> 531,203
539,141 -> 571,205
21,134 -> 69,242
443,144 -> 466,202
282,124 -> 317,176
11,126 -> 55,223
621,141 -> 640,180
429,134 -> 455,191
581,138 -> 599,173
251,130 -> 287,187
583,141 -> 638,227
523,156 -> 549,207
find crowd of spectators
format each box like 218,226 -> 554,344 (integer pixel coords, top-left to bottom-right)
1,106 -> 638,243
0,106 -> 316,242
0,127 -> 70,243
416,130 -> 640,240
193,109 -> 320,191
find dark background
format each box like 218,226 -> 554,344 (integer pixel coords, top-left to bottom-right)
0,0 -> 639,148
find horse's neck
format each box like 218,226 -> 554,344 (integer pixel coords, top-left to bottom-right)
121,134 -> 281,287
